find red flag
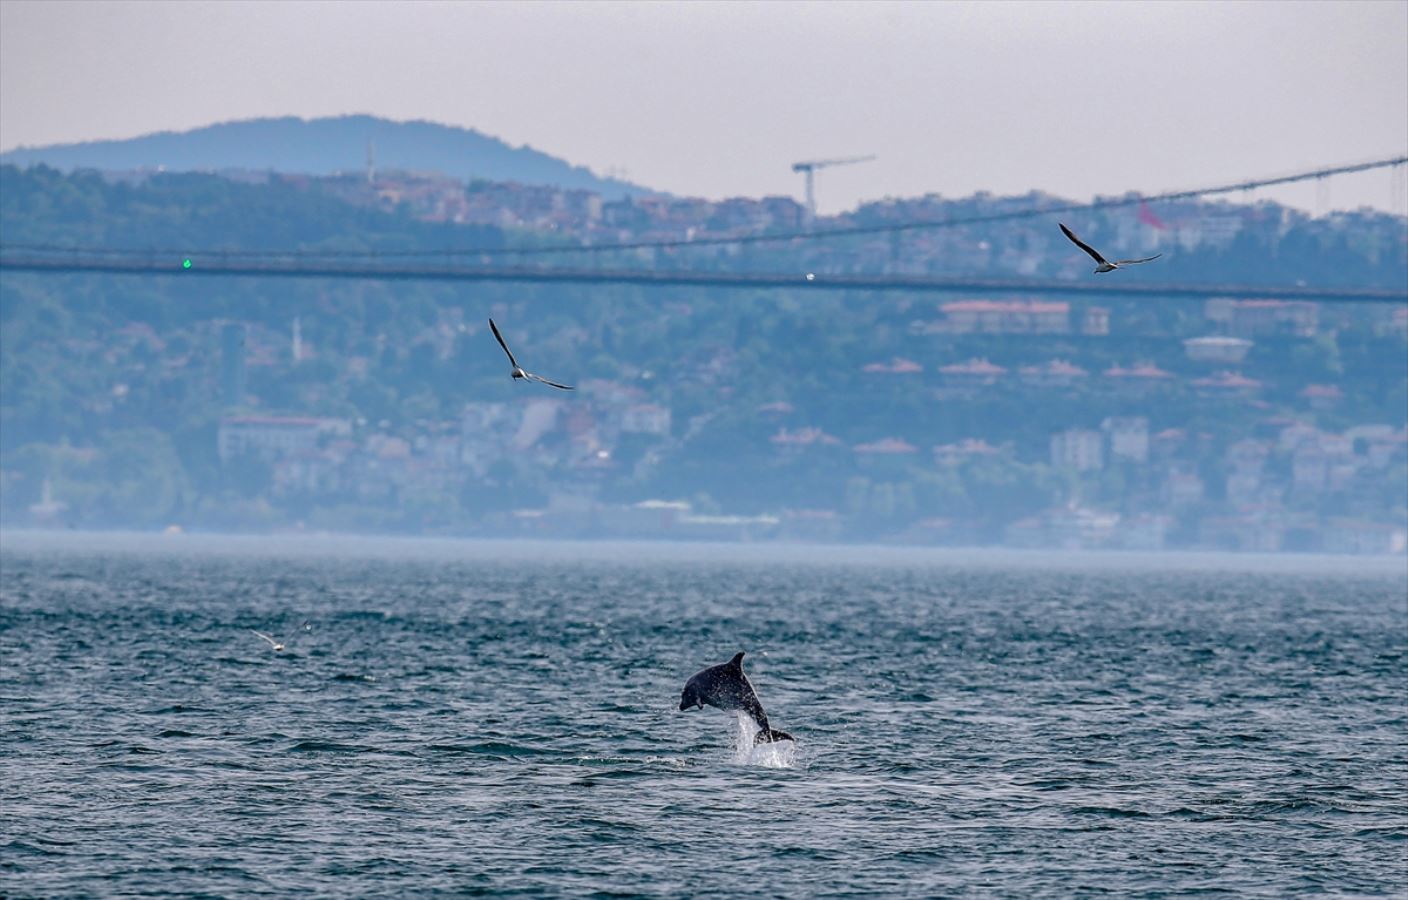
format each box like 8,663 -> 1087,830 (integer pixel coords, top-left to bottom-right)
1138,200 -> 1167,231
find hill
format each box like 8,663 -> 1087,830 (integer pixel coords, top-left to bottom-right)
1,165 -> 1403,544
0,115 -> 653,198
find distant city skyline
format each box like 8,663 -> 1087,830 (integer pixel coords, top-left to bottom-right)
1,0 -> 1406,216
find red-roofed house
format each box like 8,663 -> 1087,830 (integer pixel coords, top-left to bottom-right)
1020,359 -> 1089,389
1192,371 -> 1263,400
854,438 -> 919,455
1126,363 -> 1175,380
770,427 -> 842,451
1103,362 -> 1174,396
1300,384 -> 1343,410
1205,298 -> 1318,337
1184,336 -> 1253,364
939,358 -> 1007,391
862,357 -> 924,374
1151,428 -> 1189,462
939,300 -> 1070,334
854,437 -> 919,473
933,439 -> 1003,467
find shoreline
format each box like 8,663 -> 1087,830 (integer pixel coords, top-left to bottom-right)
3,527 -> 1405,575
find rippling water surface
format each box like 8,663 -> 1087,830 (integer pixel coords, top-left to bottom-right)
2,533 -> 1405,896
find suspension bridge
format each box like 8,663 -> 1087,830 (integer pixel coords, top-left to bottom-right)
2,153 -> 1405,303
1,253 -> 1403,304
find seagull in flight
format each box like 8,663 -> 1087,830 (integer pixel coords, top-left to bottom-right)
489,319 -> 574,390
1060,223 -> 1161,274
250,630 -> 285,652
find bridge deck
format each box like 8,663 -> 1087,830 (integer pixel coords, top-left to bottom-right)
2,254 -> 1405,304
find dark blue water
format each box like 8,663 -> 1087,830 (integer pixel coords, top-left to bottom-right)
2,533 -> 1405,896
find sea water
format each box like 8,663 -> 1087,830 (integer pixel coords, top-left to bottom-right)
1,532 -> 1404,895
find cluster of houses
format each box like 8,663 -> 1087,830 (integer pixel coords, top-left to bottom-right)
54,168 -> 1404,552
190,279 -> 1408,554
317,170 -> 806,243
1037,419 -> 1407,553
217,378 -> 674,504
265,168 -> 1408,288
210,389 -> 1407,553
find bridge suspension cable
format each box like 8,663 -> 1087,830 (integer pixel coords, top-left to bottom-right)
2,154 -> 1404,262
1,254 -> 1404,305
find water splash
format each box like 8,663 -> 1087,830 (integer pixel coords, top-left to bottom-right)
730,712 -> 797,768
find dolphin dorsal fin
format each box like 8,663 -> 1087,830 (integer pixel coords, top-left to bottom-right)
728,651 -> 745,669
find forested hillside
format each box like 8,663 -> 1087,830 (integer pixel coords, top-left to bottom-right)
2,165 -> 1404,548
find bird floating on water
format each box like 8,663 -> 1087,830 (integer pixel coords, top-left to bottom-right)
250,630 -> 285,652
489,319 -> 574,390
1059,223 -> 1161,274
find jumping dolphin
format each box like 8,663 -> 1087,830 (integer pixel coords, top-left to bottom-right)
1059,222 -> 1161,274
679,651 -> 794,744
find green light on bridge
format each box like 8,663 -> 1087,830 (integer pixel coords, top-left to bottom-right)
182,258 -> 192,269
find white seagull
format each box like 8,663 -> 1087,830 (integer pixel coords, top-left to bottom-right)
489,319 -> 574,391
250,629 -> 285,652
1060,223 -> 1161,274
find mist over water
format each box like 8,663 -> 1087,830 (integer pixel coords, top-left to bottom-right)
2,532 -> 1404,895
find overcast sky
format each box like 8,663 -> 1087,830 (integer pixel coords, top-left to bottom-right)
2,0 -> 1405,215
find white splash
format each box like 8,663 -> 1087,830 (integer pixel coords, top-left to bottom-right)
730,712 -> 797,768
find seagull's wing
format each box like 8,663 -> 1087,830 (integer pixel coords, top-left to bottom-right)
526,372 -> 574,391
1059,223 -> 1108,265
1112,254 -> 1162,266
250,629 -> 278,648
488,319 -> 519,369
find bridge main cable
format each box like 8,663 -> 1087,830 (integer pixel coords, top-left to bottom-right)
2,154 -> 1405,261
2,253 -> 1404,304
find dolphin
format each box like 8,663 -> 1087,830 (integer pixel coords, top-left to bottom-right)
679,651 -> 794,744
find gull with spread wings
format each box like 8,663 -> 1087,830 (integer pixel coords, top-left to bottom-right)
489,319 -> 574,391
1060,223 -> 1161,274
250,629 -> 285,652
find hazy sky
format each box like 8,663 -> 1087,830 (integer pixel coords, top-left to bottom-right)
2,0 -> 1405,215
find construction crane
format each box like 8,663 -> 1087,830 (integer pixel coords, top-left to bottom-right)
792,155 -> 876,222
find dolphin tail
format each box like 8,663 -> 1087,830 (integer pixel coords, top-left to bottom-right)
754,728 -> 794,745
